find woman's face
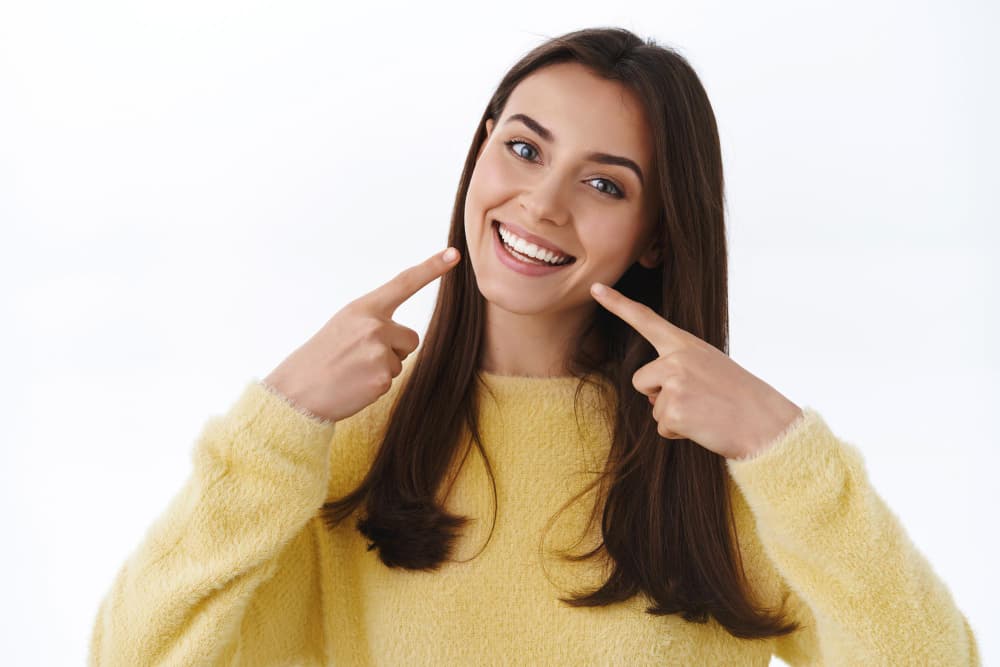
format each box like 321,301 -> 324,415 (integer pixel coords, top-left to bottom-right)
464,61 -> 660,317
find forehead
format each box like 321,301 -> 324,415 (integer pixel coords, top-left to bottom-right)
502,62 -> 652,171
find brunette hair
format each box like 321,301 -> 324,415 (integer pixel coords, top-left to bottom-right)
321,26 -> 799,640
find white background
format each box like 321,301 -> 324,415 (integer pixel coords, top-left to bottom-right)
1,0 -> 996,664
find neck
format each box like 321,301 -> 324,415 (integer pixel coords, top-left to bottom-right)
479,300 -> 601,377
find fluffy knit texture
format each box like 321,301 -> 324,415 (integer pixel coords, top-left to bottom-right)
88,356 -> 980,666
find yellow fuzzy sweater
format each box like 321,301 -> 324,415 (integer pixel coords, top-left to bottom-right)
88,357 -> 979,666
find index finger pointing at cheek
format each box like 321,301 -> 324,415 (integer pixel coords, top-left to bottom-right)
367,247 -> 461,316
590,282 -> 674,353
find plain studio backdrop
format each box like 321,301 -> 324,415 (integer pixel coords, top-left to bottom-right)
1,0 -> 996,664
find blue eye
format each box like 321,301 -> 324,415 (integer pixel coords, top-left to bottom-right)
503,138 -> 626,199
505,138 -> 538,161
588,177 -> 625,199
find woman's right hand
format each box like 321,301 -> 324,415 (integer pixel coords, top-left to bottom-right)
262,246 -> 461,423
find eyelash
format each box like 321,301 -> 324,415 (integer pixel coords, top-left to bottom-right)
502,138 -> 626,199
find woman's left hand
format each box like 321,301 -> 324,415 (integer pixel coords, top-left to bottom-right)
590,283 -> 804,460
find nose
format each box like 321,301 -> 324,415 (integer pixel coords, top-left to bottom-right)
517,171 -> 571,227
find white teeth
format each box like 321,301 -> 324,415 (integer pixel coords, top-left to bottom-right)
497,223 -> 571,265
508,246 -> 549,265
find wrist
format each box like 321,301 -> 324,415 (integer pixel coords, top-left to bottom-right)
737,397 -> 803,461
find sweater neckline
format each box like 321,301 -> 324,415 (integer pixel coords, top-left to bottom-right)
471,368 -> 618,454
477,369 -> 581,382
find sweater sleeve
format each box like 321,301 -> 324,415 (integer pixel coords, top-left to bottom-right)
87,379 -> 338,667
725,407 -> 980,666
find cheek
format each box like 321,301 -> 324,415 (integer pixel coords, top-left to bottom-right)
578,223 -> 647,274
470,151 -> 515,200
465,152 -> 515,235
593,241 -> 636,272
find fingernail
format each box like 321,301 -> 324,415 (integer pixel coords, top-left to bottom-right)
591,283 -> 606,296
442,247 -> 458,262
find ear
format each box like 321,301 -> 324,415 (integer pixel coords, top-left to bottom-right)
475,118 -> 494,162
637,231 -> 663,269
637,244 -> 661,269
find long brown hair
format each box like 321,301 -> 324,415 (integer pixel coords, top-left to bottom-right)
321,26 -> 798,640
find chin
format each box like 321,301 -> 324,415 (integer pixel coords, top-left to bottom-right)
477,282 -> 565,316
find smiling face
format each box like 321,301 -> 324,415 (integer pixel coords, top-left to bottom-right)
464,61 -> 661,319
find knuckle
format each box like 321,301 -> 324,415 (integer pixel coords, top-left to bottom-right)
398,327 -> 419,352
663,375 -> 683,394
362,320 -> 384,341
367,343 -> 385,362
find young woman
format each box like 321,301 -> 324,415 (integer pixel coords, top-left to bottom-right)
89,27 -> 979,665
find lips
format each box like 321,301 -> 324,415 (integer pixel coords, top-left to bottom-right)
492,219 -> 575,261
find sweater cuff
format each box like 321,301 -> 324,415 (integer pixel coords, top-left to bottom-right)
255,379 -> 336,429
725,407 -> 857,520
194,380 -> 338,472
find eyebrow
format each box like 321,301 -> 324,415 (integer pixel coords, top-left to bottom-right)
502,112 -> 645,188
